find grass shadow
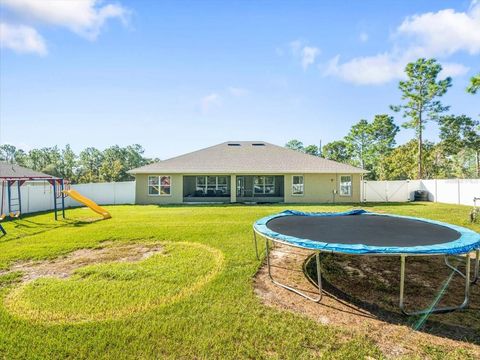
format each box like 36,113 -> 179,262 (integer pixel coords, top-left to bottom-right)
305,253 -> 480,344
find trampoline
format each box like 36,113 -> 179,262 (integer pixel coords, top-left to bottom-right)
253,210 -> 480,315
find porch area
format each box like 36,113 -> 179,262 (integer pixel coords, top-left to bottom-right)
236,175 -> 284,203
183,175 -> 231,203
182,175 -> 285,203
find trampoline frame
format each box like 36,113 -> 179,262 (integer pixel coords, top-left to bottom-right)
254,224 -> 480,316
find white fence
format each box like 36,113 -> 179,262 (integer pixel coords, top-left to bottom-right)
362,179 -> 480,206
7,178 -> 480,215
17,181 -> 135,214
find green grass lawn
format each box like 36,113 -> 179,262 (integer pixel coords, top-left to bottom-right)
0,202 -> 478,359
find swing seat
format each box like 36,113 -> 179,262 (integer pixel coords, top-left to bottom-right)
0,214 -> 6,221
9,212 -> 20,218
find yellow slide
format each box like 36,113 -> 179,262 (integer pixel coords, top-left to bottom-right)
64,189 -> 112,219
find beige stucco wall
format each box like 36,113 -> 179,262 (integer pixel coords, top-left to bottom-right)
134,173 -> 362,204
134,174 -> 183,204
283,173 -> 362,203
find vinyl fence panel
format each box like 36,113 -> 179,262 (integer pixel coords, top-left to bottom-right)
363,179 -> 479,206
362,180 -> 411,202
14,181 -> 135,215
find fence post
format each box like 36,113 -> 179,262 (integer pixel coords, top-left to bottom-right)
363,180 -> 366,202
406,180 -> 409,201
457,179 -> 461,205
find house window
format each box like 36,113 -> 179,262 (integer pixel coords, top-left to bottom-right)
196,176 -> 228,195
148,175 -> 171,196
292,175 -> 304,195
160,176 -> 171,195
217,176 -> 228,192
148,176 -> 159,195
196,176 -> 206,193
254,176 -> 275,195
340,175 -> 352,196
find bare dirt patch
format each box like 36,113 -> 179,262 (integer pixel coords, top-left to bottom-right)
0,242 -> 163,283
254,244 -> 480,358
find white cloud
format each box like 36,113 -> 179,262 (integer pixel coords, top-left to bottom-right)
325,2 -> 479,85
301,46 -> 320,70
324,53 -> 405,85
200,93 -> 221,113
228,87 -> 249,97
0,22 -> 47,55
289,40 -> 321,70
397,6 -> 480,57
440,62 -> 470,77
359,32 -> 368,43
1,0 -> 128,40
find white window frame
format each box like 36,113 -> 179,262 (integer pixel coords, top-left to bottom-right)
147,175 -> 172,196
291,175 -> 304,196
253,176 -> 275,195
148,175 -> 159,196
339,174 -> 352,197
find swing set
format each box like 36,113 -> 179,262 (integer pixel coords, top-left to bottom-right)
0,164 -> 68,236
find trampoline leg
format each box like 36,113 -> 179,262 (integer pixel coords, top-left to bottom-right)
473,250 -> 479,284
445,252 -> 479,284
253,230 -> 261,261
265,238 -> 322,303
399,254 -> 471,315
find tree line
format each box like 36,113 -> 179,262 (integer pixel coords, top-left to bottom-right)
286,58 -> 479,180
0,144 -> 155,183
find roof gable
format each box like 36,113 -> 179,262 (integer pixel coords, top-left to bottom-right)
129,141 -> 367,174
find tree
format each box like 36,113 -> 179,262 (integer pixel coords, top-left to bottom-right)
343,115 -> 399,179
0,143 -> 151,183
78,148 -> 104,183
391,58 -> 451,179
0,144 -> 17,163
38,147 -> 62,176
379,140 -> 441,180
304,144 -> 320,156
322,140 -> 351,163
124,144 -> 149,171
370,114 -> 400,179
370,115 -> 399,154
285,139 -> 304,152
467,73 -> 480,94
60,145 -> 77,182
100,159 -> 123,182
439,115 -> 480,177
13,149 -> 28,166
26,149 -> 44,171
344,119 -> 373,169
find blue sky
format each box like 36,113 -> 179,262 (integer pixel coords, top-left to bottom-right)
1,0 -> 479,159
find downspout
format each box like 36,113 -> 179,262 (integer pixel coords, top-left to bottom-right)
333,173 -> 338,204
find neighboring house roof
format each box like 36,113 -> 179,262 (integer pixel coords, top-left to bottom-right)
128,141 -> 367,174
0,162 -> 55,179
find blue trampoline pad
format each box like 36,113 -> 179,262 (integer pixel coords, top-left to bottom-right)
254,210 -> 480,255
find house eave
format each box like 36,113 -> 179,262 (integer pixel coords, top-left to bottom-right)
128,170 -> 368,175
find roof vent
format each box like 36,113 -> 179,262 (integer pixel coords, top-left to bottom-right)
252,143 -> 265,146
227,143 -> 241,146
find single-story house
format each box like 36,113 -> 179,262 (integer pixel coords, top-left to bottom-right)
128,141 -> 367,204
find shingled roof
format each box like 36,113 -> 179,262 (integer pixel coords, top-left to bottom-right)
129,141 -> 367,174
0,162 -> 54,179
